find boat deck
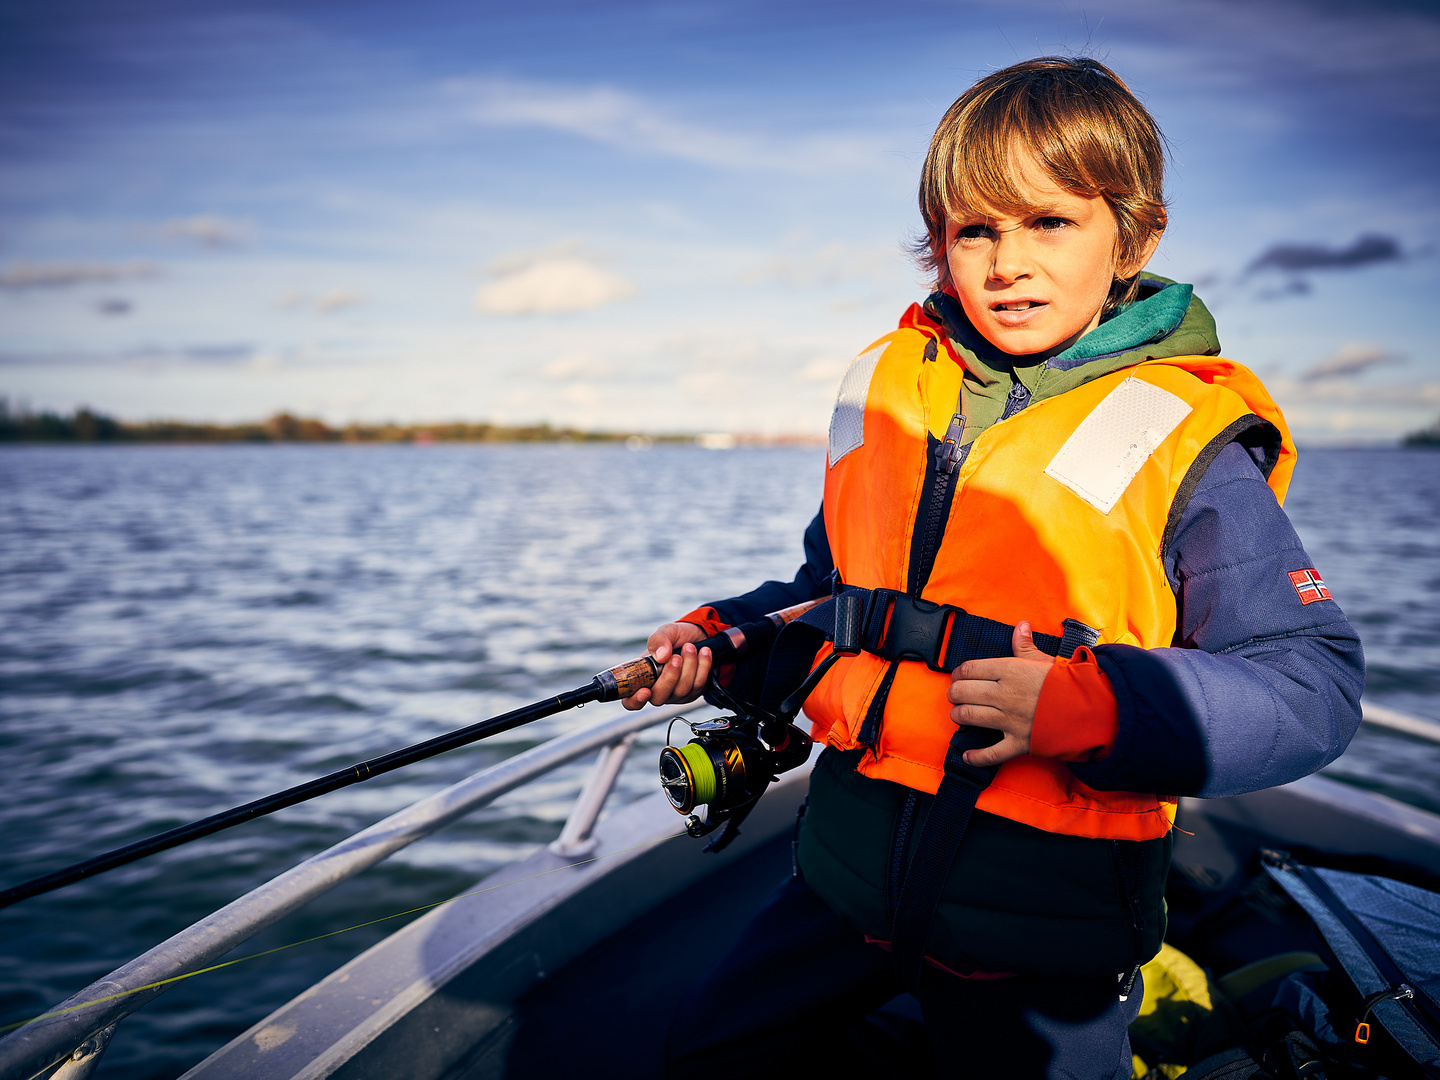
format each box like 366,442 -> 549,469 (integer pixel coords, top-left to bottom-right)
446,831 -> 791,1080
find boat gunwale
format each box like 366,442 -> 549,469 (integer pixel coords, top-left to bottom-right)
0,702 -> 704,1080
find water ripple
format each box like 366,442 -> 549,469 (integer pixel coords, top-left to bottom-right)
0,443 -> 1434,1077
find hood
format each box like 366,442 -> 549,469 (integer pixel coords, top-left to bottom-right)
923,276 -> 1222,444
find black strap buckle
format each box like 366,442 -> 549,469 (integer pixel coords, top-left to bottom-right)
861,588 -> 963,673
943,727 -> 1001,787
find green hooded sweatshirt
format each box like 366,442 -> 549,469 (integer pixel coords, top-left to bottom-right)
927,275 -> 1220,445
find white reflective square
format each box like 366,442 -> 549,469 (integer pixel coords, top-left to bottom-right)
828,343 -> 888,467
1043,377 -> 1192,514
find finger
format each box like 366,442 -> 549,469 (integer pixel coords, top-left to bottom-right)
953,657 -> 1009,683
674,644 -> 713,700
963,733 -> 1025,769
649,653 -> 685,705
950,702 -> 1008,729
673,642 -> 701,698
1011,621 -> 1052,662
621,686 -> 652,712
947,678 -> 1005,708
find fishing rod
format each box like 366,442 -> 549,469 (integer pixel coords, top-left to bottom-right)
0,600 -> 820,911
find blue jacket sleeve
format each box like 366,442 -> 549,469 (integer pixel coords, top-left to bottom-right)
698,506 -> 834,626
1070,440 -> 1365,798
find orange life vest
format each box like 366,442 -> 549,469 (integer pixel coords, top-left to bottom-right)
804,303 -> 1295,841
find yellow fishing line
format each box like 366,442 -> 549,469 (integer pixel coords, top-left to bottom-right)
1,830 -> 686,1037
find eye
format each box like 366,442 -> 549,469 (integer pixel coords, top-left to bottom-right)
953,223 -> 992,243
1036,216 -> 1072,232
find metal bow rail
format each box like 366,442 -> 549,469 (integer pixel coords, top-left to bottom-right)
0,703 -> 702,1080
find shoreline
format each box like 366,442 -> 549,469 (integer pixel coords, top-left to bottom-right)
0,408 -> 825,448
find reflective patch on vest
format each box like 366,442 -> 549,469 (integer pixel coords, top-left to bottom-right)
828,343 -> 887,467
1043,377 -> 1192,514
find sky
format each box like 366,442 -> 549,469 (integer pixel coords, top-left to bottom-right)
1,0 -> 1437,443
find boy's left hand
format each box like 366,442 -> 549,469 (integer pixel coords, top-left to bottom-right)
946,621 -> 1054,768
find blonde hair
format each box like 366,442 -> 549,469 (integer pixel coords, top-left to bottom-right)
917,57 -> 1168,309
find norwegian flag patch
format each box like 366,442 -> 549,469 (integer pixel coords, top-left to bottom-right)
1288,569 -> 1332,605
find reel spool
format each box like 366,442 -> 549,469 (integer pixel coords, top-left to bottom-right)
658,717 -> 812,841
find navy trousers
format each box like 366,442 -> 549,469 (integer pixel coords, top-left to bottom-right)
665,876 -> 1141,1080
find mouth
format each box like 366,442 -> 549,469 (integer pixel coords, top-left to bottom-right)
990,299 -> 1048,325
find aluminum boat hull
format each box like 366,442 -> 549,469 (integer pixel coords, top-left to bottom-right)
180,764 -> 1440,1080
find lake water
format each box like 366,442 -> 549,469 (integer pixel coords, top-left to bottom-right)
1,443 -> 1437,1077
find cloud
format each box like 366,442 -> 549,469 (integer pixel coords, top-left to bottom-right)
1266,372 -> 1438,408
1264,370 -> 1440,443
1254,278 -> 1311,301
484,240 -> 583,278
273,289 -> 367,313
1300,343 -> 1404,382
742,242 -> 900,290
0,342 -> 255,366
539,352 -> 614,380
563,383 -> 601,405
1246,233 -> 1403,275
475,246 -> 635,316
96,297 -> 132,316
452,77 -> 877,173
158,215 -> 250,249
181,343 -> 255,363
797,355 -> 848,383
0,260 -> 159,289
314,289 -> 366,313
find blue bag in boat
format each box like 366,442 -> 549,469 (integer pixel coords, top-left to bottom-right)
1261,850 -> 1440,1077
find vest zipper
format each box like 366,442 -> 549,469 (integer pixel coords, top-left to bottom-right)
856,660 -> 901,749
907,413 -> 968,596
1109,840 -> 1146,929
876,375 -> 1032,914
888,789 -> 920,920
864,379 -> 1033,748
906,379 -> 1029,596
1111,839 -> 1147,982
859,407 -> 970,748
999,380 -> 1031,422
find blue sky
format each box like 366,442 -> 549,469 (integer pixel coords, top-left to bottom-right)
1,0 -> 1437,442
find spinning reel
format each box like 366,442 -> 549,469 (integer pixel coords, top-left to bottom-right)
657,592 -> 862,852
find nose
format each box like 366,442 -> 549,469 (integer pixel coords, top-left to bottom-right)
989,227 -> 1031,284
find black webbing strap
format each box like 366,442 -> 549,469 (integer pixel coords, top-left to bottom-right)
785,587 -> 1097,672
757,619 -> 829,711
890,725 -> 999,994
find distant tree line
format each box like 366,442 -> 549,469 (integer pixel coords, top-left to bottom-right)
0,401 -> 680,445
1404,417 -> 1440,447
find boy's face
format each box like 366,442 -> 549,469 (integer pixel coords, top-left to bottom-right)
944,148 -> 1151,357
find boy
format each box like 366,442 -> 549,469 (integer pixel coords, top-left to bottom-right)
624,57 -> 1363,1079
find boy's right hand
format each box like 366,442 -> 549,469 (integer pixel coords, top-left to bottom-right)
621,622 -> 714,710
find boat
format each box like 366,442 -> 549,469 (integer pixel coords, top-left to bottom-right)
3,701 -> 1440,1079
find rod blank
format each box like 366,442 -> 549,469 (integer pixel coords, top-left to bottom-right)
0,598 -> 821,909
0,682 -> 604,910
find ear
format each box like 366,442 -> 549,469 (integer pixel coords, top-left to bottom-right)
931,236 -> 953,291
1116,216 -> 1166,279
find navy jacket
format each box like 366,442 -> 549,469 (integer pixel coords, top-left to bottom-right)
696,440 -> 1365,799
